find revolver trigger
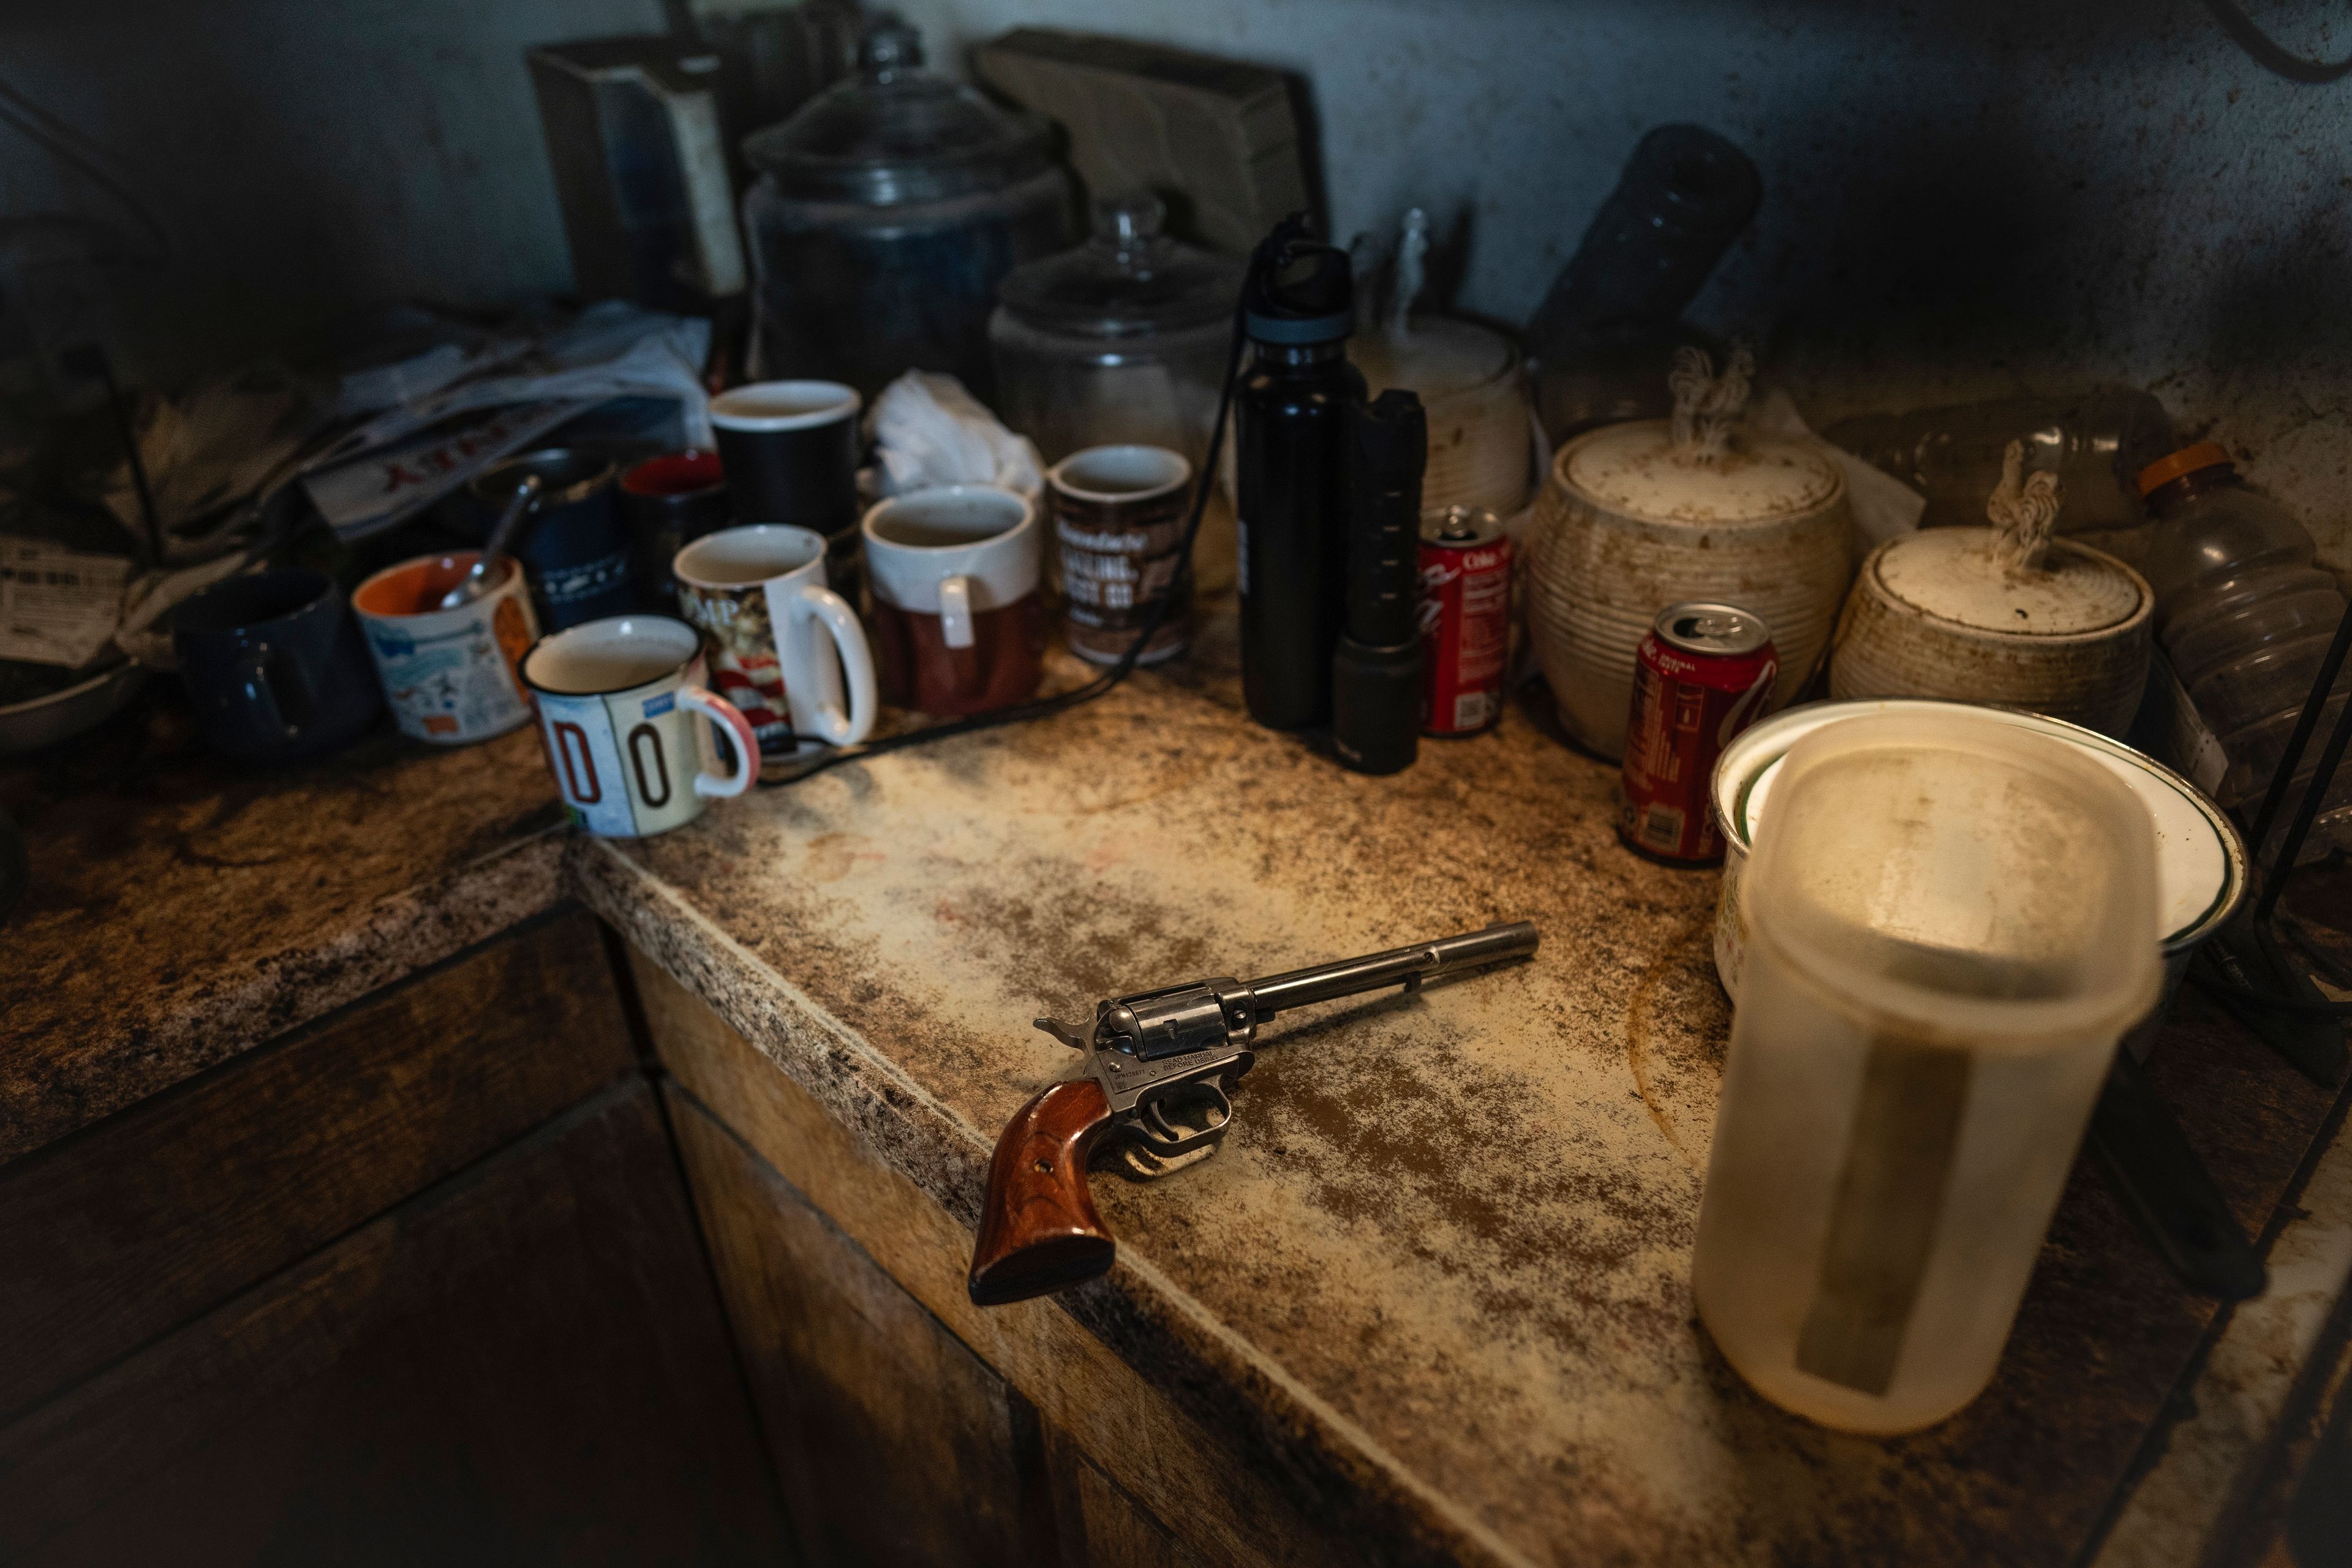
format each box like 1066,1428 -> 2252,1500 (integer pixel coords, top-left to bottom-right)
1033,1017 -> 1091,1052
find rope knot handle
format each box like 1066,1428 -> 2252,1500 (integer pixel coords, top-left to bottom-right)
1667,344 -> 1755,464
1986,439 -> 2064,573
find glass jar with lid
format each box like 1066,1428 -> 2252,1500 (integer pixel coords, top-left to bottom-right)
741,18 -> 1072,400
989,192 -> 1245,466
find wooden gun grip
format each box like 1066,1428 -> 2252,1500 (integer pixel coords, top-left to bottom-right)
968,1078 -> 1117,1306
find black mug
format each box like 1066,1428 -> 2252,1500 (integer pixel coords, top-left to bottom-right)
620,449 -> 732,604
708,381 -> 862,535
173,569 -> 384,766
467,449 -> 635,631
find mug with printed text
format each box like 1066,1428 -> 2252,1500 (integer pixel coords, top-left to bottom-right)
522,615 -> 756,838
673,524 -> 877,756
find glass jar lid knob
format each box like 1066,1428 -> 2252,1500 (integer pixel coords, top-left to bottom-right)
858,17 -> 922,81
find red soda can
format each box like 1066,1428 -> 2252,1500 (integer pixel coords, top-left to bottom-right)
1417,506 -> 1513,736
1619,603 -> 1778,863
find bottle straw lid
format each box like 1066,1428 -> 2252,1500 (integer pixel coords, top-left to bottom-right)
2136,440 -> 2233,497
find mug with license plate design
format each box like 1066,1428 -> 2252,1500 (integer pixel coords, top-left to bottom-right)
522,615 -> 756,839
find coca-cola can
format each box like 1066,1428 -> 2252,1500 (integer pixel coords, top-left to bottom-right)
1619,603 -> 1778,864
1417,506 -> 1513,736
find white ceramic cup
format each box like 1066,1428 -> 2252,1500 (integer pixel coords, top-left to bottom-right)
522,615 -> 756,839
673,524 -> 877,754
862,486 -> 1041,647
862,486 -> 1046,718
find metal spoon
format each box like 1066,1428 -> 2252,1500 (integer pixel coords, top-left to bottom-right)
439,473 -> 543,611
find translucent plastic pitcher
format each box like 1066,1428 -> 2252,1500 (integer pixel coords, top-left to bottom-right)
1692,710 -> 2160,1433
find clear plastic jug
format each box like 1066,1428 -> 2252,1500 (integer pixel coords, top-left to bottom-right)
2139,442 -> 2351,858
1692,710 -> 2159,1433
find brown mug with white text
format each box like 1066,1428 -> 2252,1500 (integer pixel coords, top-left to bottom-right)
1047,444 -> 1193,666
861,486 -> 1046,718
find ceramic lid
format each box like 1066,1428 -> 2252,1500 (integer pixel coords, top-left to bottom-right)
742,20 -> 1055,205
996,193 -> 1244,339
1353,317 -> 1517,403
1562,420 -> 1842,525
1874,528 -> 2147,636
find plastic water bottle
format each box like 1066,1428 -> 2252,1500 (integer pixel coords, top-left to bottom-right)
2138,442 -> 2350,854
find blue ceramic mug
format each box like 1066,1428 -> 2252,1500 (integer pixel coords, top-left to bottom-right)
172,569 -> 384,766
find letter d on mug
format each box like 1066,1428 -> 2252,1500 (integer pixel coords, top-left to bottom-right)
522,614 -> 756,838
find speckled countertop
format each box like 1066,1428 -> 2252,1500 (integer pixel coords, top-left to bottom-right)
1,719 -> 567,1164
6,613 -> 2345,1566
574,609 -> 2351,1568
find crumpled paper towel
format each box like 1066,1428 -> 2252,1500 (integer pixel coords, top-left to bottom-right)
865,371 -> 1042,499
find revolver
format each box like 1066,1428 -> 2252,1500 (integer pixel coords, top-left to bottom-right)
967,921 -> 1539,1305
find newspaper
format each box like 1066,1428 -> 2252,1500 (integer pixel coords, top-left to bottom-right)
0,535 -> 134,668
300,303 -> 711,541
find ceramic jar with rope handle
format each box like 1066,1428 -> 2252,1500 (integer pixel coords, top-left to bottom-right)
1525,346 -> 1854,760
1827,440 -> 2154,737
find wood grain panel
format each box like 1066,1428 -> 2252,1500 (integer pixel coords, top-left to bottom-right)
0,1081 -> 789,1567
669,1090 -> 1042,1567
0,909 -> 633,1423
1044,1423 -> 1204,1568
629,945 -> 1350,1568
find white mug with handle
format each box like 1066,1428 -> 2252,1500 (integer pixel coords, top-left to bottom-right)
674,524 -> 878,756
522,614 -> 758,839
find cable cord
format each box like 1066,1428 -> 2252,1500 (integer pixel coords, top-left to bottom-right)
2203,0 -> 2352,84
758,299 -> 1254,788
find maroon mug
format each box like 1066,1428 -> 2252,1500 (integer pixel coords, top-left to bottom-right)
860,486 -> 1045,718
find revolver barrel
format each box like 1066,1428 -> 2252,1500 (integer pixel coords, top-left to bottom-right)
1245,921 -> 1539,1019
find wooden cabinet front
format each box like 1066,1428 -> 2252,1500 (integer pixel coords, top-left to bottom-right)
0,1081 -> 788,1567
629,944 -> 1346,1568
0,912 -> 793,1567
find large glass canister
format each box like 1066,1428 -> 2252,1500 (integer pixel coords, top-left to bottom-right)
1692,709 -> 2159,1433
990,192 -> 1245,585
990,192 -> 1242,462
740,19 -> 1072,400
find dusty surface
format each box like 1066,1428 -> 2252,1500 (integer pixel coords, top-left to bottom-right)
7,616 -> 2344,1565
575,603 -> 2352,1567
0,707 -> 566,1163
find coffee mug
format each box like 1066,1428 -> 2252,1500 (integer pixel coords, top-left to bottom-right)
862,486 -> 1046,718
673,524 -> 877,756
468,449 -> 636,630
621,449 -> 731,605
522,616 -> 756,839
1047,445 -> 1194,666
709,381 -> 861,533
353,551 -> 539,745
173,568 -> 385,767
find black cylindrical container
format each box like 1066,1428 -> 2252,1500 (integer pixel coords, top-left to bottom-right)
1331,390 -> 1425,774
1526,124 -> 1760,345
1235,225 -> 1362,730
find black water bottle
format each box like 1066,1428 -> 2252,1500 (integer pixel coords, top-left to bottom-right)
1235,221 -> 1363,731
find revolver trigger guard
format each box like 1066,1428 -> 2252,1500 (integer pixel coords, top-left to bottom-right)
1128,1080 -> 1233,1159
1033,1016 -> 1092,1052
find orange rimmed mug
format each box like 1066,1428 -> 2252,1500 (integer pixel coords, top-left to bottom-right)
353,551 -> 538,744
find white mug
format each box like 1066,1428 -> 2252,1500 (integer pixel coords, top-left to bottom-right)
862,486 -> 1047,717
522,615 -> 756,839
673,524 -> 877,755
